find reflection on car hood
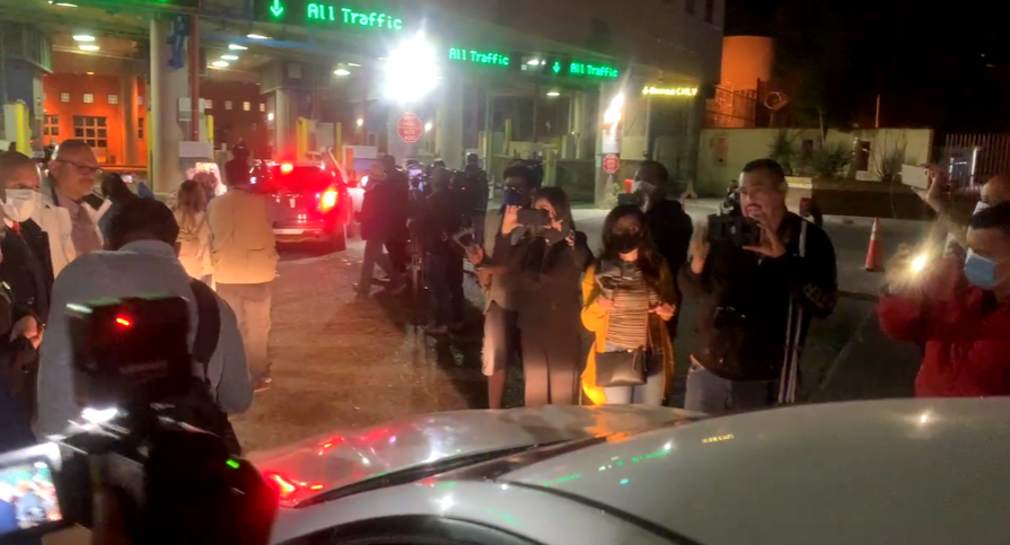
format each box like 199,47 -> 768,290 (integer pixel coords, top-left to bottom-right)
250,405 -> 695,506
502,398 -> 1010,545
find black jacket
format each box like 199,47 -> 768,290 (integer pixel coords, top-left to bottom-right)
647,199 -> 693,277
417,190 -> 464,255
1,226 -> 51,322
508,229 -> 593,335
360,178 -> 410,242
679,213 -> 838,381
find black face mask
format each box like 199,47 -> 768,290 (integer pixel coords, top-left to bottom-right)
612,232 -> 642,254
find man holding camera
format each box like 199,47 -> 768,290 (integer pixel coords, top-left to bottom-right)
879,203 -> 1010,396
37,199 -> 252,438
680,159 -> 837,414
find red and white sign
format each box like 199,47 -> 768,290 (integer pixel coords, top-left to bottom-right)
397,112 -> 424,144
602,153 -> 621,174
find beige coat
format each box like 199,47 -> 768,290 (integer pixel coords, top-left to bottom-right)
174,209 -> 213,279
207,189 -> 278,285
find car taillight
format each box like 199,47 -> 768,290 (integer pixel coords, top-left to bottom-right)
318,187 -> 339,212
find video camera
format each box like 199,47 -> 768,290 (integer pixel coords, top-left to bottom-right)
0,296 -> 276,544
707,214 -> 761,247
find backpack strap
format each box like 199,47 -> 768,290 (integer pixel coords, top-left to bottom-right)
189,279 -> 220,385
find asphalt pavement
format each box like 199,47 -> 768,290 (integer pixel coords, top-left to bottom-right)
228,200 -> 934,454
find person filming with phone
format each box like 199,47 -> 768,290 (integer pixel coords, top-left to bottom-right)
679,159 -> 838,414
878,202 -> 1010,396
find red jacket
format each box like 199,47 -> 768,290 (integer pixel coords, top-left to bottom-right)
878,258 -> 1010,397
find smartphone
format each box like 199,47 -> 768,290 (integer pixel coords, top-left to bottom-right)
517,208 -> 551,229
0,443 -> 66,539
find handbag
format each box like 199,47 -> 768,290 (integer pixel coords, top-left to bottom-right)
595,348 -> 648,387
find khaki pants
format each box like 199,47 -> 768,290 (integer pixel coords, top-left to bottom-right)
217,282 -> 273,381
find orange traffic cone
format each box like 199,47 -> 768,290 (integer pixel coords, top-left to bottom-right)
864,218 -> 882,272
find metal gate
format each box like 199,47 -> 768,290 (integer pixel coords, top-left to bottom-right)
942,132 -> 1010,186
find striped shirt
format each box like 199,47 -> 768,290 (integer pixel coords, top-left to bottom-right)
601,260 -> 657,350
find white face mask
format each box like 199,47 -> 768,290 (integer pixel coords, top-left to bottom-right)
2,189 -> 40,223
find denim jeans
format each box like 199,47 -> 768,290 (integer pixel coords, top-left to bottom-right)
603,371 -> 665,405
684,363 -> 776,415
425,252 -> 464,327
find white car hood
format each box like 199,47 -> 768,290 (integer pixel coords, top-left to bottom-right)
502,398 -> 1010,545
251,405 -> 696,506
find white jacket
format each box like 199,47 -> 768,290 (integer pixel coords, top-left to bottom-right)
34,177 -> 108,278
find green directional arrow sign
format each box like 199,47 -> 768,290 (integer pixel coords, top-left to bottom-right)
269,0 -> 285,17
552,60 -> 562,74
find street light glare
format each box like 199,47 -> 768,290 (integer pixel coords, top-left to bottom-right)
334,68 -> 351,77
546,90 -> 561,97
604,91 -> 626,126
383,32 -> 440,103
210,60 -> 230,69
72,34 -> 95,42
221,54 -> 239,61
78,44 -> 100,52
246,33 -> 271,40
424,121 -> 433,133
228,43 -> 249,51
356,118 -> 364,128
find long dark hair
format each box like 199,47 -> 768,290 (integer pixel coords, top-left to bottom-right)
532,186 -> 575,229
599,204 -> 663,289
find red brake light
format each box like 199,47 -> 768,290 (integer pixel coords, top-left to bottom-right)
280,162 -> 295,175
114,315 -> 133,329
318,187 -> 339,212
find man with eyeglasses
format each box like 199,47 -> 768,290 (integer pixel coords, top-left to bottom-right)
40,139 -> 110,276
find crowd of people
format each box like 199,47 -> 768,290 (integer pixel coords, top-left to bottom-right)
1,133 -> 1009,464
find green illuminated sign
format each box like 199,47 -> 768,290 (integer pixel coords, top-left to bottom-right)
448,47 -> 510,68
261,0 -> 404,31
568,60 -> 619,80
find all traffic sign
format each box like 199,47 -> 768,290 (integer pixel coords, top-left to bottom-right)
602,154 -> 620,174
397,112 -> 424,144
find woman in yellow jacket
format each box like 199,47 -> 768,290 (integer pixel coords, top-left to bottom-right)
581,205 -> 677,405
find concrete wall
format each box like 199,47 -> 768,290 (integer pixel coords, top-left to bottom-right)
696,127 -> 934,197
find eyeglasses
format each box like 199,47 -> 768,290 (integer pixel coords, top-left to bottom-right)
56,159 -> 102,176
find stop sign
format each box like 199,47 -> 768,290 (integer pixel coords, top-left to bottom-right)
602,153 -> 620,174
397,112 -> 424,144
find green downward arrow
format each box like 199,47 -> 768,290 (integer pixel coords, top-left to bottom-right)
269,0 -> 285,18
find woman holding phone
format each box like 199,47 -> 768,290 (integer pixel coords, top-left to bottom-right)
505,186 -> 592,406
581,205 -> 677,405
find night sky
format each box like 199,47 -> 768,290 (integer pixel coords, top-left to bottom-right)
725,0 -> 1010,132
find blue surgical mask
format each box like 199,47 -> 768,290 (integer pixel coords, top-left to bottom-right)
964,249 -> 999,290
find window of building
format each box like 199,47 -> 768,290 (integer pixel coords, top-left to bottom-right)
686,0 -> 696,14
205,99 -> 213,109
83,93 -> 94,104
138,117 -> 144,139
242,101 -> 251,112
259,103 -> 266,112
224,100 -> 233,111
43,115 -> 59,137
107,94 -> 119,105
73,116 -> 108,150
138,95 -> 144,106
704,0 -> 714,22
60,92 -> 70,103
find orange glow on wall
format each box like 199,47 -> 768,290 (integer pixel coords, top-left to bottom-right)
720,36 -> 774,91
